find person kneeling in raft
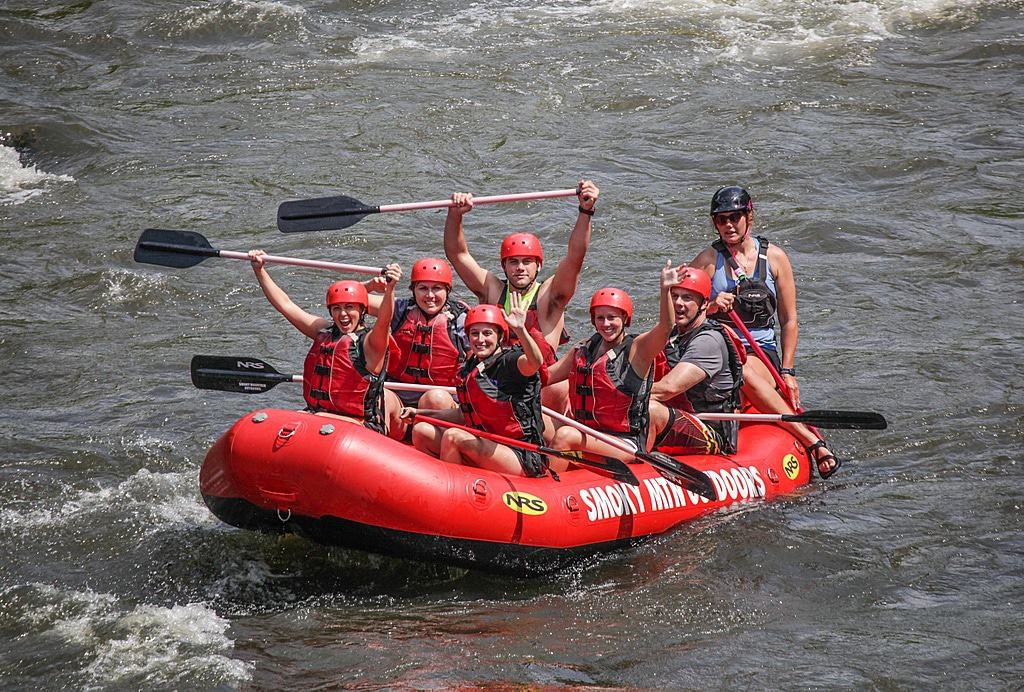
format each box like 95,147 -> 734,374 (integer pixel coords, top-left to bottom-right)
400,293 -> 552,477
248,250 -> 408,441
541,262 -> 681,462
361,257 -> 469,410
647,266 -> 840,477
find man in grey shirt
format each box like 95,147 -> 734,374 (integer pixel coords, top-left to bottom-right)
650,267 -> 743,454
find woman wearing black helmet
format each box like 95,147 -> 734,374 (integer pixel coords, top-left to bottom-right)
690,186 -> 802,409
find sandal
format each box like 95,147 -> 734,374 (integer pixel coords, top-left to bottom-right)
807,440 -> 841,480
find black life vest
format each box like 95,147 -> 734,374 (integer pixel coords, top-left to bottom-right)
568,333 -> 652,444
387,297 -> 468,386
455,348 -> 545,478
713,235 -> 778,331
659,319 -> 745,453
303,326 -> 386,433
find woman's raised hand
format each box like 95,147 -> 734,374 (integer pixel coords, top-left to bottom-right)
381,263 -> 402,288
505,290 -> 528,331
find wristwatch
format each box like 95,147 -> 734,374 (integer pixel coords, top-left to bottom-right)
779,367 -> 797,376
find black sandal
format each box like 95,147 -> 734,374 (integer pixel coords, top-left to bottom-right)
807,440 -> 841,479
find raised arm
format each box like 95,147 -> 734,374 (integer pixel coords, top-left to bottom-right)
629,261 -> 678,374
249,250 -> 329,339
770,246 -> 800,405
443,192 -> 503,302
506,292 -> 543,377
362,272 -> 390,316
364,263 -> 401,374
543,180 -> 598,313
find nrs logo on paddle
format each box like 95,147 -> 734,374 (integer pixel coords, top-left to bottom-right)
503,491 -> 547,515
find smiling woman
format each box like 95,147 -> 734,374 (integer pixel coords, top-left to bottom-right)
247,250 -> 408,439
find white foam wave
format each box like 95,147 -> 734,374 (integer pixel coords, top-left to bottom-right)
0,468 -> 212,532
99,268 -> 171,306
161,0 -> 305,38
17,583 -> 251,688
0,144 -> 74,206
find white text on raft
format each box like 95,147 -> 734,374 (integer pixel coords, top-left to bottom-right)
579,466 -> 767,522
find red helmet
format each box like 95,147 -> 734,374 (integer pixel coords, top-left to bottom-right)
672,267 -> 711,303
409,257 -> 453,290
500,233 -> 543,266
326,280 -> 368,308
464,304 -> 508,336
589,287 -> 633,326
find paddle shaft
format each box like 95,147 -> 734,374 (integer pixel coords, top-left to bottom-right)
378,188 -> 579,213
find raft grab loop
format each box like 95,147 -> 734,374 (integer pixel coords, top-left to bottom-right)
277,508 -> 292,522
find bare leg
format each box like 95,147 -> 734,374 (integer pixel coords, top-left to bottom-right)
383,389 -> 407,441
417,388 -> 458,409
411,408 -> 464,457
741,365 -> 837,474
550,425 -> 637,463
440,429 -> 530,475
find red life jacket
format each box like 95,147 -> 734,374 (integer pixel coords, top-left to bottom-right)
568,333 -> 653,441
456,349 -> 544,446
303,326 -> 386,432
387,298 -> 468,386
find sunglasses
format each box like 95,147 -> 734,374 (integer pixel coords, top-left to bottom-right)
713,211 -> 746,225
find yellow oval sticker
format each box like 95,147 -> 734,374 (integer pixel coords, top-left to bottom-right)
502,491 -> 547,515
782,453 -> 801,481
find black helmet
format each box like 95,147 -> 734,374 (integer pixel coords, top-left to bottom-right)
710,186 -> 752,215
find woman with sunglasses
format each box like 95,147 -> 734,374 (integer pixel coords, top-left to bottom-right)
690,186 -> 803,408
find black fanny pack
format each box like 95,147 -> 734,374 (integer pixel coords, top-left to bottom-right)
735,276 -> 777,329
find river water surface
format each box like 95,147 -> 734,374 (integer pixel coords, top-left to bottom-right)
2,0 -> 1022,688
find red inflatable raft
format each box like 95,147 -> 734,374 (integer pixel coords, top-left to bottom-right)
200,409 -> 812,574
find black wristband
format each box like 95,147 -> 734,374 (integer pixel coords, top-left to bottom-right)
779,367 -> 797,376
578,205 -> 594,216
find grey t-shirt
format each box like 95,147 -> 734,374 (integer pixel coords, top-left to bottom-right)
670,328 -> 734,403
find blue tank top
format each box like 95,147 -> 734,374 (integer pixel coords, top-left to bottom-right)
711,237 -> 777,350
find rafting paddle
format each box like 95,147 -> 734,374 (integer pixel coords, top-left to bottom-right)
134,228 -> 383,275
413,414 -> 639,486
697,410 -> 886,430
190,356 -> 885,430
190,355 -> 300,393
277,187 -> 581,233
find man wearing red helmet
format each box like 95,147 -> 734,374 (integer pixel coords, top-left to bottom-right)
363,256 -> 468,409
649,265 -> 744,454
401,293 -> 551,477
443,180 -> 598,375
649,265 -> 840,476
247,250 -> 408,440
543,262 -> 680,460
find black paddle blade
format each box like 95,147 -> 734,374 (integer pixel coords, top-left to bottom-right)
790,409 -> 888,430
548,448 -> 639,486
190,355 -> 293,394
642,451 -> 718,501
277,195 -> 380,232
134,228 -> 218,268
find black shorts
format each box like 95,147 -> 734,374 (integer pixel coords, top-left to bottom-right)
512,447 -> 547,477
